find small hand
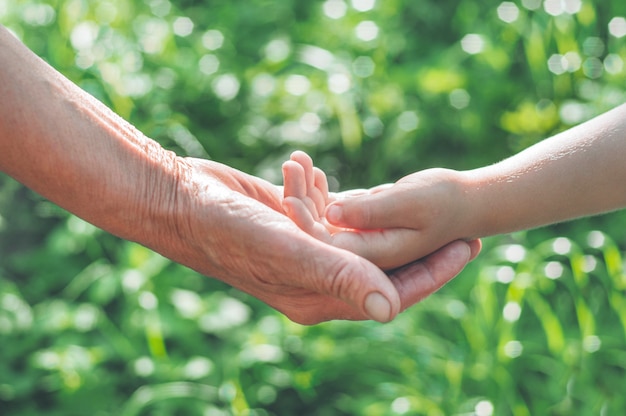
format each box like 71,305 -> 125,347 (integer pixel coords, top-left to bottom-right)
325,168 -> 474,270
282,150 -> 343,243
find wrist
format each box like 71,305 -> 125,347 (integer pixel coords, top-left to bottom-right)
122,148 -> 193,257
455,168 -> 493,239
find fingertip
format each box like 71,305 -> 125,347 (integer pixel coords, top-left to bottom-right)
364,292 -> 394,323
325,203 -> 343,225
447,239 -> 472,263
290,150 -> 313,166
290,150 -> 307,159
467,238 -> 482,261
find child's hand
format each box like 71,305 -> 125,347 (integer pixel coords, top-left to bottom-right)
282,151 -> 341,242
283,151 -> 480,270
325,168 -> 477,269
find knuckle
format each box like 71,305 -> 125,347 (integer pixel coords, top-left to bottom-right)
326,258 -> 361,302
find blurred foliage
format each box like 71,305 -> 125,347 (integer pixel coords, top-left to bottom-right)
1,0 -> 626,415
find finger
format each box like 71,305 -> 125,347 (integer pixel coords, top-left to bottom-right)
312,167 -> 329,213
388,240 -> 472,310
466,238 -> 482,260
325,186 -> 408,229
282,160 -> 307,199
332,232 -> 481,271
290,151 -> 315,193
283,197 -> 328,240
331,228 -> 439,271
298,240 -> 402,323
259,221 -> 403,323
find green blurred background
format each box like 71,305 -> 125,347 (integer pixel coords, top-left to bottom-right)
1,0 -> 626,414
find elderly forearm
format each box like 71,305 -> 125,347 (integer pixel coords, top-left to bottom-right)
464,104 -> 626,237
0,26 -> 185,246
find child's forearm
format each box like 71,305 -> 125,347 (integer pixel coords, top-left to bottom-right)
463,103 -> 626,238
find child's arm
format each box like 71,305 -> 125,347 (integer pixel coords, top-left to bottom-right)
323,103 -> 626,268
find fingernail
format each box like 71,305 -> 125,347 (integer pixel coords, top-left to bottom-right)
325,204 -> 342,224
364,292 -> 392,323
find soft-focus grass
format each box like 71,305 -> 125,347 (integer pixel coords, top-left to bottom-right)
2,0 -> 626,415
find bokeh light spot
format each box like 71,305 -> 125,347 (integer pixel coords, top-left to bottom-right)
351,0 -> 376,12
285,75 -> 311,96
475,400 -> 495,416
503,245 -> 526,263
252,73 -> 276,96
173,16 -> 194,37
265,38 -> 290,62
587,230 -> 606,248
504,340 -> 523,358
212,74 -> 240,101
544,261 -> 564,279
21,3 -> 55,26
355,20 -> 379,41
604,54 -> 624,75
70,21 -> 99,50
184,356 -> 214,379
299,113 -> 322,133
583,335 -> 601,353
134,356 -> 155,376
449,89 -> 471,109
583,57 -> 603,79
363,116 -> 384,137
503,302 -> 522,322
199,54 -> 219,75
299,45 -> 334,71
609,17 -> 626,38
202,29 -> 224,50
138,291 -> 158,310
391,397 -> 410,414
352,56 -> 375,77
552,237 -> 572,255
497,2 -> 519,23
323,0 -> 347,19
496,266 -> 515,284
544,0 -> 581,16
583,37 -> 604,57
521,0 -> 541,10
559,101 -> 589,125
582,255 -> 597,273
461,34 -> 485,54
548,54 -> 566,75
398,111 -> 419,131
328,73 -> 351,94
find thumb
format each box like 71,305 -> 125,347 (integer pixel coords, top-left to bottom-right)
325,188 -> 403,229
303,240 -> 402,322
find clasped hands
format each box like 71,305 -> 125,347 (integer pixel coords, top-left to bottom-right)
181,152 -> 480,324
179,156 -> 480,326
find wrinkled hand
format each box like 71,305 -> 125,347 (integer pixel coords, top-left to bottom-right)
161,157 -> 479,324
